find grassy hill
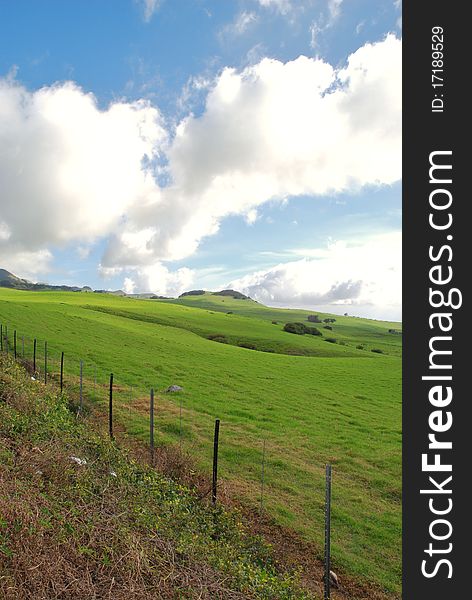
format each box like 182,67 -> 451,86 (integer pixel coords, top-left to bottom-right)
0,288 -> 401,597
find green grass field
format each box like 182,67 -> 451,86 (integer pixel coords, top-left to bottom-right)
0,288 -> 401,597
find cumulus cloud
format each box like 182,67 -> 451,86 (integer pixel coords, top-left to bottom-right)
0,78 -> 167,261
229,232 -> 402,320
116,263 -> 194,296
1,35 -> 401,297
103,34 -> 401,271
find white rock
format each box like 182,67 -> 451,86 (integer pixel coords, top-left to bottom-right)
69,456 -> 87,466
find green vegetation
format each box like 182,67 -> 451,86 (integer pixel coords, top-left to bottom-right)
283,322 -> 322,336
0,288 -> 401,597
0,355 -> 309,599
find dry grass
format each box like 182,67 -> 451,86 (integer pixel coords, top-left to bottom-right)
0,356 -> 310,600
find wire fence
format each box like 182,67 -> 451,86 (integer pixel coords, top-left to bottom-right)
0,320 -> 334,598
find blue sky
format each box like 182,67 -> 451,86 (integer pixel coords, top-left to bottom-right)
0,0 -> 402,319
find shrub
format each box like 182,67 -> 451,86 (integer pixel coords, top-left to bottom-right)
238,341 -> 257,350
305,326 -> 322,336
207,334 -> 228,344
226,311 -> 233,314
323,318 -> 336,323
307,314 -> 322,323
271,321 -> 278,325
325,337 -> 337,344
283,322 -> 308,335
356,344 -> 364,350
371,348 -> 384,354
324,325 -> 333,331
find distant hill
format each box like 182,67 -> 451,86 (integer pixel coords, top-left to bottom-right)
0,268 -> 120,295
179,289 -> 251,300
213,289 -> 251,300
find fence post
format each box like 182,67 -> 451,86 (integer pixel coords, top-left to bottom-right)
150,388 -> 155,466
33,338 -> 37,372
60,352 -> 64,392
260,439 -> 266,515
79,360 -> 83,411
179,397 -> 182,451
44,341 -> 47,384
324,463 -> 332,600
212,419 -> 220,506
13,330 -> 17,359
5,326 -> 8,354
109,373 -> 114,439
0,324 -> 2,352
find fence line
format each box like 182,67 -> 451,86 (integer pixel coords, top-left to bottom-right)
0,320 -> 334,581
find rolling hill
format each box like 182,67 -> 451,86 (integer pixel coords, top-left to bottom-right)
0,286 -> 401,597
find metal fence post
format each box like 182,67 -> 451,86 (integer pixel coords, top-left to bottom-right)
324,463 -> 332,600
109,373 -> 114,439
212,419 -> 220,506
13,330 -> 17,359
60,352 -> 64,392
150,389 -> 155,466
260,439 -> 266,515
79,360 -> 83,411
33,338 -> 37,372
179,397 -> 183,451
0,324 -> 3,352
44,341 -> 47,384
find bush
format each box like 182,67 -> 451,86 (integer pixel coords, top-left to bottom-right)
325,337 -> 337,344
283,322 -> 322,336
207,334 -> 228,344
283,322 -> 308,335
271,321 -> 278,325
323,325 -> 333,331
305,326 -> 322,336
371,348 -> 384,354
356,344 -> 364,350
238,341 -> 257,350
323,318 -> 336,323
307,314 -> 322,323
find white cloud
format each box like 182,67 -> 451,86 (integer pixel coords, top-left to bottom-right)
0,248 -> 53,282
328,0 -> 343,21
229,231 -> 402,320
257,0 -> 292,14
1,35 -> 401,300
120,263 -> 194,296
310,0 -> 344,48
140,0 -> 160,22
0,78 -> 167,264
221,11 -> 258,38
